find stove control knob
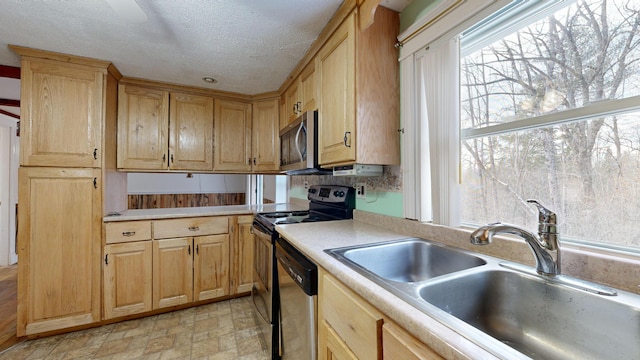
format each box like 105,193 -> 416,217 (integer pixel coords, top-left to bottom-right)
333,191 -> 345,197
308,188 -> 317,194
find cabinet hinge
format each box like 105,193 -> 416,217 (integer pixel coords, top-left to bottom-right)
104,254 -> 109,265
93,178 -> 97,189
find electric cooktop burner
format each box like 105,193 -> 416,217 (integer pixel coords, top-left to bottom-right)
263,211 -> 309,218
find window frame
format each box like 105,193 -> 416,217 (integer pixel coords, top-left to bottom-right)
401,0 -> 640,256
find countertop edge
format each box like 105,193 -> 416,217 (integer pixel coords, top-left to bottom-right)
103,203 -> 307,222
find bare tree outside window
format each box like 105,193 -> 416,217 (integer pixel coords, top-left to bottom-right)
461,0 -> 640,249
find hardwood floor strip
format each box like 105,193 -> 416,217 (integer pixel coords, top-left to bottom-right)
0,265 -> 22,353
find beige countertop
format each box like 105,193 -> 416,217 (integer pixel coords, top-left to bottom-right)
103,203 -> 307,222
275,219 -> 527,360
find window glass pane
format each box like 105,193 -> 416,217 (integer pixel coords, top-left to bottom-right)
461,0 -> 640,130
461,110 -> 640,249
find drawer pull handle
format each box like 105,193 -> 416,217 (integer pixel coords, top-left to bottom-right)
188,226 -> 199,231
122,231 -> 136,237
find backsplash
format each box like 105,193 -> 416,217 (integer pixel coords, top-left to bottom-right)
289,166 -> 404,217
128,193 -> 245,209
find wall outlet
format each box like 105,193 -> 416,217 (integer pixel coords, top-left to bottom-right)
304,181 -> 309,190
356,183 -> 366,199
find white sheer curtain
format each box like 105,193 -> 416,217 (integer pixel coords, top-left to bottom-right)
401,38 -> 461,226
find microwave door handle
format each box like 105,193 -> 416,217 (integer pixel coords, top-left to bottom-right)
294,121 -> 305,163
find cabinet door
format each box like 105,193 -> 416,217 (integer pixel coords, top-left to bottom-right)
169,93 -> 214,171
153,238 -> 193,309
194,234 -> 229,301
300,61 -> 316,113
284,80 -> 300,125
319,320 -> 359,360
117,84 -> 169,170
20,59 -> 103,168
17,167 -> 101,336
231,215 -> 254,294
214,99 -> 252,171
252,99 -> 280,172
383,322 -> 445,360
317,12 -> 356,166
103,241 -> 152,319
319,269 -> 382,360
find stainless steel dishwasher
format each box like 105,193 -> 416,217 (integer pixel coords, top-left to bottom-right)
276,237 -> 318,360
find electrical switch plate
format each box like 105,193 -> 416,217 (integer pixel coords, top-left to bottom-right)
356,183 -> 366,199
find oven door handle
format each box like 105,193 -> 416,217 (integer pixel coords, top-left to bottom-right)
251,285 -> 270,324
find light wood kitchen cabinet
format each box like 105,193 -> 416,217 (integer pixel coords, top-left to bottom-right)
116,85 -> 169,170
103,241 -> 153,319
169,93 -> 214,171
281,61 -> 316,130
319,268 -> 446,360
321,320 -> 359,360
214,99 -> 253,172
316,7 -> 400,167
153,217 -> 231,309
194,234 -> 230,301
12,46 -> 124,337
105,220 -> 152,244
153,237 -> 194,309
230,215 -> 254,294
382,321 -> 444,360
252,99 -> 280,172
117,84 -> 214,171
19,58 -> 104,168
318,268 -> 383,360
17,167 -> 102,335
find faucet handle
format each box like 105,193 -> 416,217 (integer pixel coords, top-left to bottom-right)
526,199 -> 557,225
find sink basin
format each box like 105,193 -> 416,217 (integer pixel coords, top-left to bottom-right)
327,238 -> 486,282
419,269 -> 640,359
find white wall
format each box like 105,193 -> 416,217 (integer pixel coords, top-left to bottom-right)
0,114 -> 19,266
127,173 -> 247,194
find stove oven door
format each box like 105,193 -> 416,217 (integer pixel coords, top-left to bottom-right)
251,221 -> 276,357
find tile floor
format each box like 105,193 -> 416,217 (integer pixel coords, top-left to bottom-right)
0,297 -> 269,360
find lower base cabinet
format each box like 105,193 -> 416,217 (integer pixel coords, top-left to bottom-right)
382,322 -> 444,360
318,268 -> 445,360
104,216 -> 239,321
103,241 -> 153,319
194,234 -> 230,301
153,237 -> 194,308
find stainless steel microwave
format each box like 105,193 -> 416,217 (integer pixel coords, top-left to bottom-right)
280,110 -> 328,175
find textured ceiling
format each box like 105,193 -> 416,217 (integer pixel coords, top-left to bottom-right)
0,0 -> 410,96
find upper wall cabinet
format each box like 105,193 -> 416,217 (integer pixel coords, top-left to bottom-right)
252,99 -> 280,172
169,93 -> 214,171
214,99 -> 253,172
117,85 -> 169,170
317,7 -> 400,168
20,58 -> 104,168
117,84 -> 214,171
281,61 -> 316,130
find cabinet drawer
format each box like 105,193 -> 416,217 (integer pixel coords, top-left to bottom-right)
321,271 -> 383,360
153,217 -> 229,239
105,221 -> 152,243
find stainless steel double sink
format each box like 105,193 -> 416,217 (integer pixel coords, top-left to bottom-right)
326,238 -> 640,360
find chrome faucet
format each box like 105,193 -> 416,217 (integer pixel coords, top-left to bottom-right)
470,199 -> 560,276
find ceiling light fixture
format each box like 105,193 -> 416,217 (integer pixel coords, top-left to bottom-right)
202,77 -> 217,84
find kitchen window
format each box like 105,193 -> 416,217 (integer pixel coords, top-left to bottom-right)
402,0 -> 640,252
